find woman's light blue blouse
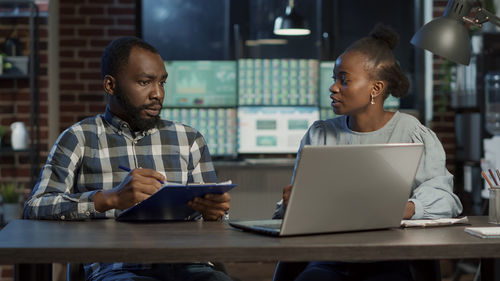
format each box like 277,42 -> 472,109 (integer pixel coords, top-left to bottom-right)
273,111 -> 463,220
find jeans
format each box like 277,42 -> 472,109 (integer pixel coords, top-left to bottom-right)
87,263 -> 232,281
294,261 -> 413,281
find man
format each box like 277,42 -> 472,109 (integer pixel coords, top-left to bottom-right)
24,36 -> 232,281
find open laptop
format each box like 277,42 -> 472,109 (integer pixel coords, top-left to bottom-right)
229,143 -> 424,236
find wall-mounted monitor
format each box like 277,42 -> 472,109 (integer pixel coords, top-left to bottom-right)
238,106 -> 319,153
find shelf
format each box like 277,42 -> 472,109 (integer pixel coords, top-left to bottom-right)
0,147 -> 31,154
0,0 -> 40,187
0,73 -> 29,80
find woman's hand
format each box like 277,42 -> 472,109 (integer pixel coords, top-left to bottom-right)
403,201 -> 415,219
283,185 -> 293,207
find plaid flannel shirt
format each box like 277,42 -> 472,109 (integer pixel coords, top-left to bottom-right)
24,107 -> 218,277
25,107 -> 217,220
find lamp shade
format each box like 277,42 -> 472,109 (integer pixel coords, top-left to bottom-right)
411,17 -> 471,65
273,6 -> 310,36
410,0 -> 473,65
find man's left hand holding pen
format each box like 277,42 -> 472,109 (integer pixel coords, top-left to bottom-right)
94,167 -> 166,213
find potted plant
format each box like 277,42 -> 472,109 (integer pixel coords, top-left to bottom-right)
0,124 -> 6,147
0,182 -> 22,224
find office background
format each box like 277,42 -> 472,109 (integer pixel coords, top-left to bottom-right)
0,0 -> 499,280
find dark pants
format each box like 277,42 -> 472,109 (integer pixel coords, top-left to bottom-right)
294,261 -> 413,281
87,263 -> 232,281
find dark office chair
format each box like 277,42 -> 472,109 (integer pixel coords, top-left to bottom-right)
67,263 -> 85,281
272,260 -> 441,281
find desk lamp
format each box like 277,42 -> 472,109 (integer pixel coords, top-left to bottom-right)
411,0 -> 500,65
273,0 -> 311,36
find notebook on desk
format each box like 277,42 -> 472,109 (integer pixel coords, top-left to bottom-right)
116,182 -> 236,221
229,143 -> 424,236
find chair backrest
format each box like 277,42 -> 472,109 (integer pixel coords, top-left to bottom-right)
67,263 -> 85,281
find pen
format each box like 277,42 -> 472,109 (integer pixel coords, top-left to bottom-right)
118,165 -> 164,184
490,169 -> 499,186
482,170 -> 494,189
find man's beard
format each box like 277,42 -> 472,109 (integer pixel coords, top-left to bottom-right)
115,85 -> 163,131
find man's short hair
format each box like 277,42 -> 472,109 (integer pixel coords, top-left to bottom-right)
101,36 -> 160,79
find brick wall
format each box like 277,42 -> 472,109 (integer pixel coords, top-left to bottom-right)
0,1 -> 459,278
0,0 -> 135,187
58,0 -> 135,131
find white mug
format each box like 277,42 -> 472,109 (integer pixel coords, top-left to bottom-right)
10,122 -> 28,150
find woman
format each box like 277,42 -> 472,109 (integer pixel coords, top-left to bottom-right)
273,24 -> 462,281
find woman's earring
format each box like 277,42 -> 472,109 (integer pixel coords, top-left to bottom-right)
370,93 -> 375,105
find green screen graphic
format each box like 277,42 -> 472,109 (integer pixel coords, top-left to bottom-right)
164,61 -> 237,107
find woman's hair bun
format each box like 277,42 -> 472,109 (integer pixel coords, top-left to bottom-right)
369,23 -> 399,50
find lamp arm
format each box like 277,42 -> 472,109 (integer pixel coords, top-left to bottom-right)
465,7 -> 500,27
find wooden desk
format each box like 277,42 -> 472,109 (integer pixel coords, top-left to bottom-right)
1,217 -> 500,279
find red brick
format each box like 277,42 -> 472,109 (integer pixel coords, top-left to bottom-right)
60,83 -> 85,91
78,50 -> 103,58
89,104 -> 106,112
60,61 -> 85,68
78,94 -> 104,102
88,0 -> 114,4
78,28 -> 105,37
60,94 -> 76,102
88,61 -> 101,68
40,105 -> 48,114
39,28 -> 49,38
0,80 -> 15,88
60,17 -> 86,25
60,72 -> 77,80
79,6 -> 105,16
89,39 -> 113,48
61,104 -> 86,112
60,28 -> 75,37
89,18 -> 115,25
17,105 -> 30,113
2,167 -> 30,177
0,156 -> 15,166
0,105 -> 14,114
59,50 -> 75,58
107,7 -> 135,15
117,18 -> 135,25
60,5 -> 75,15
80,72 -> 101,80
107,28 -> 135,37
39,53 -> 48,64
88,83 -> 104,91
60,39 -> 87,48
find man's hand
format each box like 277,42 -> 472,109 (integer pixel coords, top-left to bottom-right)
283,185 -> 292,207
188,193 -> 231,221
94,168 -> 166,212
403,201 -> 415,219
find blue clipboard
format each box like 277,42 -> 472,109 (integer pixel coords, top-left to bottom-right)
116,183 -> 236,222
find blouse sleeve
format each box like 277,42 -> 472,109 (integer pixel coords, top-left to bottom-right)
408,125 -> 463,219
